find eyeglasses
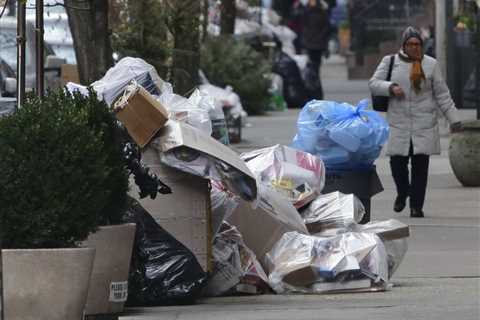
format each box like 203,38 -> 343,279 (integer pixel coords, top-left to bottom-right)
405,42 -> 422,47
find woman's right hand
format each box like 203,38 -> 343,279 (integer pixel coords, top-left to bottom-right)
390,84 -> 405,98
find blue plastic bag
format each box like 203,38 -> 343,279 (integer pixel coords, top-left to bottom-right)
292,99 -> 389,170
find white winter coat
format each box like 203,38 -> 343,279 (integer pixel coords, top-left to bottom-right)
369,54 -> 460,156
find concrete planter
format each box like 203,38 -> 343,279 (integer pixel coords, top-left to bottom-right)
82,223 -> 136,316
449,120 -> 480,187
1,247 -> 95,320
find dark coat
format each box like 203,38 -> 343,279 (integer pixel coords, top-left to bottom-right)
302,3 -> 330,51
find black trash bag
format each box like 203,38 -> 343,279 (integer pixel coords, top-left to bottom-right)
272,51 -> 309,108
124,197 -> 207,306
303,62 -> 324,100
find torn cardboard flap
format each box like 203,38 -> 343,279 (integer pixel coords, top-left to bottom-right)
227,184 -> 308,271
152,120 -> 257,201
356,219 -> 410,241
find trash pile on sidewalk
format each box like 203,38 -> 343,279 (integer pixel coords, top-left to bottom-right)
66,58 -> 408,306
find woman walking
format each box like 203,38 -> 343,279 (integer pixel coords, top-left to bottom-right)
369,26 -> 462,218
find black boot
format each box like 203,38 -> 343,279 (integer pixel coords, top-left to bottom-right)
410,208 -> 424,218
394,196 -> 407,212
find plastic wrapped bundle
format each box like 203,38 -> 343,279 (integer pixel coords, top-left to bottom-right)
291,99 -> 389,170
266,231 -> 388,294
241,145 -> 325,208
352,219 -> 410,279
204,223 -> 270,296
301,192 -> 365,233
314,219 -> 410,279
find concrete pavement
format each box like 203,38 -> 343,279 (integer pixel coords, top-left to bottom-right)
121,55 -> 480,320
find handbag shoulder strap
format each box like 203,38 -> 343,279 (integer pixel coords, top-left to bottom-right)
386,55 -> 395,81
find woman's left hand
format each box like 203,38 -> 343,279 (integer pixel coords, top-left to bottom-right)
450,122 -> 463,133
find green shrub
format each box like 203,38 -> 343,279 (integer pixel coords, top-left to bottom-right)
201,36 -> 271,115
0,90 -> 129,249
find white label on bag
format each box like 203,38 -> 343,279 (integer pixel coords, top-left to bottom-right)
109,281 -> 128,302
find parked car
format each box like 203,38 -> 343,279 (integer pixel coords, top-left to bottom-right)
0,17 -> 66,95
0,58 -> 16,98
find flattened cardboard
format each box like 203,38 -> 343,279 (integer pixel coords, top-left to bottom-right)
130,147 -> 212,272
154,120 -> 256,190
227,186 -> 308,271
282,266 -> 317,287
115,86 -> 169,148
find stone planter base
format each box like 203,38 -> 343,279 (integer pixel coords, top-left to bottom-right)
82,223 -> 136,316
1,247 -> 95,320
449,120 -> 480,187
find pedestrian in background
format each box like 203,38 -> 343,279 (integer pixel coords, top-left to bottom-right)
287,0 -> 306,54
369,26 -> 462,218
302,0 -> 330,100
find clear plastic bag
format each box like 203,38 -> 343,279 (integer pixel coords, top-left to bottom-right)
91,57 -> 167,107
301,192 -> 365,233
266,231 -> 388,294
158,87 -> 212,136
241,145 -> 325,208
292,99 -> 389,170
189,89 -> 229,144
204,223 -> 270,296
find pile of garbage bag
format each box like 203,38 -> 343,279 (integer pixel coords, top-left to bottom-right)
292,99 -> 389,170
73,54 -> 408,306
66,57 -> 241,146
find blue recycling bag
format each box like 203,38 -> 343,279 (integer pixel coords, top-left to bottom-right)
291,99 -> 389,170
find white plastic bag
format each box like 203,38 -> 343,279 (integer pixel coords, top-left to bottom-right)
158,87 -> 212,135
241,145 -> 325,208
301,192 -> 366,233
91,57 -> 167,106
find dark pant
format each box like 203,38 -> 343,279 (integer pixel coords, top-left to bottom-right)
390,142 -> 430,210
307,49 -> 323,71
306,49 -> 324,100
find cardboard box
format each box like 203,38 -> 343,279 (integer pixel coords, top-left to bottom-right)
153,120 -> 257,200
227,185 -> 308,271
114,85 -> 169,148
130,147 -> 212,272
61,64 -> 80,86
282,266 -> 317,287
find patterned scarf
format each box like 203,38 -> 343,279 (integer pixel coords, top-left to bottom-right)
398,49 -> 425,94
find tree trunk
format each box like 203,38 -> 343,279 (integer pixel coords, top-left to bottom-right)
202,0 -> 209,41
168,0 -> 201,95
220,0 -> 236,35
65,0 -> 113,84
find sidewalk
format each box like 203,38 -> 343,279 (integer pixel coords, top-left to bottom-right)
120,56 -> 480,320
